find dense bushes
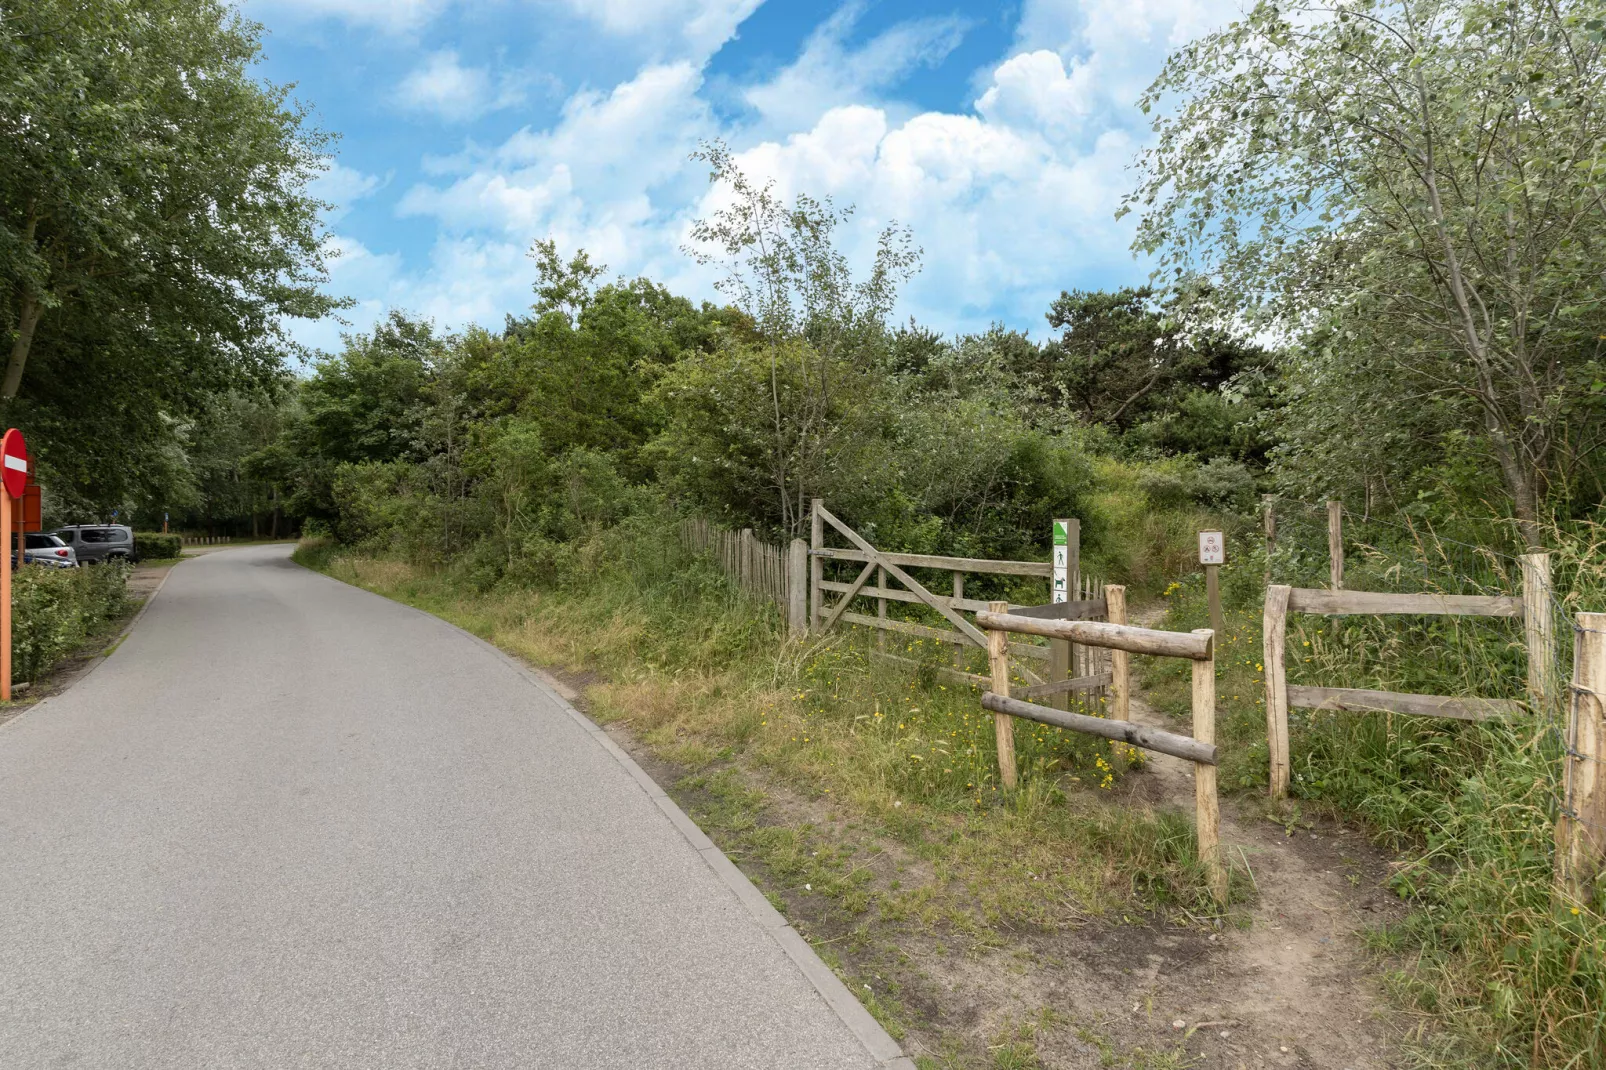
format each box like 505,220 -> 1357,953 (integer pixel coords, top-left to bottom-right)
133,532 -> 182,560
12,562 -> 131,682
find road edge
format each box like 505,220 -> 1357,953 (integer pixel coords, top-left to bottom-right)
293,554 -> 916,1070
0,560 -> 180,737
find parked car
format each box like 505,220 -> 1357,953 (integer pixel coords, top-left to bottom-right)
24,533 -> 77,568
50,525 -> 135,564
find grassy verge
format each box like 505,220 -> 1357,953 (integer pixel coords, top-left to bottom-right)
1142,560 -> 1606,1069
296,531 -> 1219,1066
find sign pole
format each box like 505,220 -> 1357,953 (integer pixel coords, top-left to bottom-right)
1050,519 -> 1077,711
1198,530 -> 1226,638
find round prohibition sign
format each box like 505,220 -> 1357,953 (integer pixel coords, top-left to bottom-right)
1,428 -> 27,500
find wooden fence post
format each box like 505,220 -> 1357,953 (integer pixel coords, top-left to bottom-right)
1106,585 -> 1129,722
952,572 -> 965,669
809,499 -> 824,633
740,528 -> 753,592
1521,553 -> 1555,710
1192,628 -> 1227,904
787,539 -> 808,639
987,600 -> 1018,790
1263,584 -> 1292,799
1327,500 -> 1344,590
876,565 -> 888,652
1558,613 -> 1606,901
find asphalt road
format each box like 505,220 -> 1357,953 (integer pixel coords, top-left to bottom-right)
0,544 -> 904,1069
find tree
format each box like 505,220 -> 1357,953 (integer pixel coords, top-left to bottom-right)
678,141 -> 921,534
1129,0 -> 1606,544
1,0 -> 341,401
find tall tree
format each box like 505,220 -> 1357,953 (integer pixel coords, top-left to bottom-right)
1,0 -> 340,402
1129,0 -> 1606,544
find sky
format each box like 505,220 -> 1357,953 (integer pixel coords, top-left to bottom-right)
243,0 -> 1246,353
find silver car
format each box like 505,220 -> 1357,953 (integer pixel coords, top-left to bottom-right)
24,533 -> 78,568
49,525 -> 135,563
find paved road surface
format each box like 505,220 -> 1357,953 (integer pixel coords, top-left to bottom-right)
0,544 -> 905,1069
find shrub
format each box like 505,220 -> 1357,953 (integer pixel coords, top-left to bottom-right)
12,562 -> 131,682
133,532 -> 182,560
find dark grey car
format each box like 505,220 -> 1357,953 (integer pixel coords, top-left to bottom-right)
50,525 -> 135,564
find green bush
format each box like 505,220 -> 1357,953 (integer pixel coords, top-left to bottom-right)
12,562 -> 132,683
133,532 -> 182,560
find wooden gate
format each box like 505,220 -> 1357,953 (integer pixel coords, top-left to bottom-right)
808,499 -> 1114,706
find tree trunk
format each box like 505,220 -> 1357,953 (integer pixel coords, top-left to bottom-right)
4,291 -> 43,400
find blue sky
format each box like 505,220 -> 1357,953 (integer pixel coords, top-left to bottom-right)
243,0 -> 1244,353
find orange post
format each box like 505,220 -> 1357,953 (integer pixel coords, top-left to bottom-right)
2,485 -> 11,701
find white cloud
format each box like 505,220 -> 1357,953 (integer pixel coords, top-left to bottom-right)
397,51 -> 526,121
245,0 -> 448,33
543,0 -> 764,61
743,6 -> 969,132
309,163 -> 385,224
299,0 -> 1249,346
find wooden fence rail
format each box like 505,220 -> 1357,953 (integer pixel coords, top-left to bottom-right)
980,600 -> 1227,904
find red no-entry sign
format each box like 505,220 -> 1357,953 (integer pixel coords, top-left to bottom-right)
1,429 -> 27,500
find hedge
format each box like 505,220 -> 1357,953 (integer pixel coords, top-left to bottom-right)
133,532 -> 182,560
12,562 -> 131,683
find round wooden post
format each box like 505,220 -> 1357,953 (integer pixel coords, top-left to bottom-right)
1106,585 -> 1129,722
1521,553 -> 1555,710
1558,613 -> 1606,901
1263,584 -> 1292,798
987,600 -> 1018,791
1191,628 -> 1226,904
1327,500 -> 1344,590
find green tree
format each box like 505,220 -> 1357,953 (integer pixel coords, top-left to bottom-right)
1129,0 -> 1606,544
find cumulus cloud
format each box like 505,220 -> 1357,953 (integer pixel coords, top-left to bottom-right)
294,0 -> 1249,348
743,6 -> 969,133
309,163 -> 385,224
245,0 -> 448,33
542,0 -> 765,61
397,51 -> 526,121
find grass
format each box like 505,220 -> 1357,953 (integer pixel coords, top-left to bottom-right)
295,527 -> 1226,1064
1140,532 -> 1606,1069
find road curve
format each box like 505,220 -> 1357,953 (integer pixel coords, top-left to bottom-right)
0,544 -> 904,1069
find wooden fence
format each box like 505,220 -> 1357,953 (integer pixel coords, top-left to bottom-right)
809,499 -> 1108,707
679,518 -> 807,634
180,535 -> 234,546
978,603 -> 1227,903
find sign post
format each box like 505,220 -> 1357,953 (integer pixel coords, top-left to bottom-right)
1050,519 -> 1080,711
1,429 -> 29,701
1199,530 -> 1225,638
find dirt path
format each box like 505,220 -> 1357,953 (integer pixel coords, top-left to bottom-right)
1095,606 -> 1405,1069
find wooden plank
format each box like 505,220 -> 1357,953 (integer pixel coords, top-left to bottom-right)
817,578 -> 1034,616
817,505 -> 990,647
810,500 -> 824,632
1263,584 -> 1292,799
1192,632 -> 1226,903
988,601 -> 1018,790
975,611 -> 1213,661
981,692 -> 1217,765
1003,598 -> 1108,621
819,560 -> 876,633
812,546 -> 1051,578
1285,588 -> 1522,618
1286,685 -> 1522,722
787,538 -> 808,638
840,612 -> 1050,661
1015,672 -> 1113,700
